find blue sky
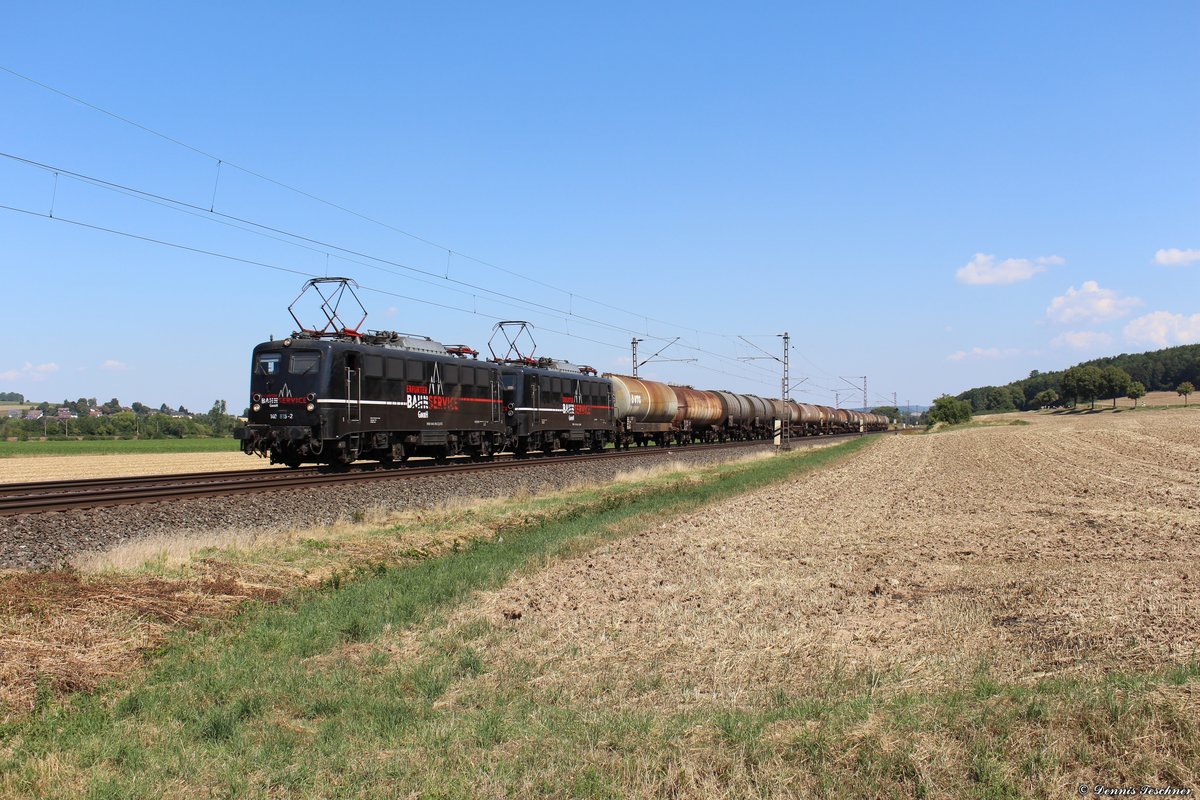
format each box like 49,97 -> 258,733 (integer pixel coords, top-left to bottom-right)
2,2 -> 1197,412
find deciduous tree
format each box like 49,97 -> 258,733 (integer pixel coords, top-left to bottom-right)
1127,382 -> 1146,407
927,395 -> 972,426
1179,381 -> 1195,406
1100,366 -> 1133,408
1033,389 -> 1059,408
1062,365 -> 1103,409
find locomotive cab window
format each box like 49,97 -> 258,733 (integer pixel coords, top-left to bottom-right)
289,352 -> 321,375
255,353 -> 281,375
364,355 -> 383,378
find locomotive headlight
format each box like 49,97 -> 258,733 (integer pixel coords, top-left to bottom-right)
306,402 -> 315,412
282,338 -> 292,347
252,393 -> 261,403
252,403 -> 262,412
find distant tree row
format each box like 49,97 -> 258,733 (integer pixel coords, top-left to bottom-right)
0,392 -> 24,403
956,344 -> 1200,413
0,399 -> 240,440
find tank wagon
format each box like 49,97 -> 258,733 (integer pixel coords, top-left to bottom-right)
236,280 -> 889,467
604,374 -> 891,447
606,374 -> 678,448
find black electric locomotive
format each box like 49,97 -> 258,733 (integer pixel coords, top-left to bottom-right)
236,331 -> 506,467
496,358 -> 616,455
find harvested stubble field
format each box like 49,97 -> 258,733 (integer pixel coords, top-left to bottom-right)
469,411 -> 1200,699
413,408 -> 1200,795
1,412 -> 1198,798
0,451 -> 268,482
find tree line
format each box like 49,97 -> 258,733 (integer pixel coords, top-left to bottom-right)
1,398 -> 240,440
956,344 -> 1200,413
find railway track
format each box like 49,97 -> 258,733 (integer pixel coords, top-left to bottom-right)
0,434 -> 874,516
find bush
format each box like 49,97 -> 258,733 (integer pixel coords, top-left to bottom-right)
927,395 -> 972,426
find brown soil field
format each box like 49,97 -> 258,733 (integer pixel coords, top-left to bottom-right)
455,408 -> 1200,707
0,452 -> 271,483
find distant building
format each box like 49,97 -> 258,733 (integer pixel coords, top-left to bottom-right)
24,410 -> 43,421
55,408 -> 76,419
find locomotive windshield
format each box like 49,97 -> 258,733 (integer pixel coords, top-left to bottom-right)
255,353 -> 281,375
289,351 -> 321,375
253,351 -> 320,376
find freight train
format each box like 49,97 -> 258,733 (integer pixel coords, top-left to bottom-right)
235,281 -> 889,467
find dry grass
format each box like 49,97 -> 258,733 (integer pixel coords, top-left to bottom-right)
0,571 -> 282,719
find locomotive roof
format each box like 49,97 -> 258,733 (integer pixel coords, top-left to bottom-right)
494,360 -> 604,378
262,331 -> 488,360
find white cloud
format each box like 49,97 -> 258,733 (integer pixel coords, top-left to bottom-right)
1124,311 -> 1200,348
1154,248 -> 1200,267
955,253 -> 1064,285
383,306 -> 400,318
1045,281 -> 1142,324
947,346 -> 1022,362
1051,331 -> 1113,349
0,362 -> 59,381
100,359 -> 129,372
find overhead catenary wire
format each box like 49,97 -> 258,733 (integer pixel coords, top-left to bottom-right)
0,150 -> 781,382
0,200 -> 777,388
1,68 -> 895,396
0,65 -> 776,342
